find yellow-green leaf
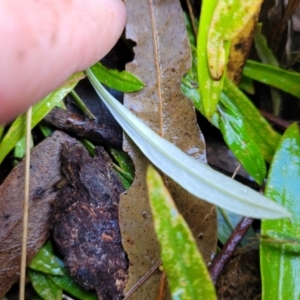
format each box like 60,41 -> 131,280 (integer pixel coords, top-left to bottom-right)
146,165 -> 217,300
0,72 -> 83,164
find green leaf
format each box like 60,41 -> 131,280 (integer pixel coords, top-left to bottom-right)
115,171 -> 132,190
90,62 -> 144,93
0,72 -> 84,164
197,0 -> 224,119
183,15 -> 280,165
261,230 -> 300,253
243,60 -> 300,99
146,166 -> 217,299
51,275 -> 97,300
260,123 -> 300,299
70,90 -> 96,119
87,68 -> 290,219
238,75 -> 255,94
222,78 -> 281,163
13,135 -> 33,162
29,242 -> 64,276
29,241 -> 97,300
109,147 -> 135,181
183,73 -> 278,179
253,25 -> 282,116
253,24 -> 279,67
28,270 -> 62,300
207,0 -> 262,79
0,126 -> 4,142
218,99 -> 266,184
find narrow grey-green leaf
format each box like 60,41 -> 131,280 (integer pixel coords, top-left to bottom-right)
147,165 -> 217,299
86,68 -> 290,219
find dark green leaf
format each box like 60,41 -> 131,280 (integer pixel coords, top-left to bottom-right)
28,270 -> 62,300
261,123 -> 300,299
253,24 -> 279,67
29,242 -> 64,276
222,78 -> 281,163
146,166 -> 217,299
90,62 -> 144,93
243,60 -> 300,99
218,92 -> 266,184
109,147 -> 135,181
238,75 -> 255,94
51,276 -> 97,300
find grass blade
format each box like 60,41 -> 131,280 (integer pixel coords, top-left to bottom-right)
0,72 -> 84,164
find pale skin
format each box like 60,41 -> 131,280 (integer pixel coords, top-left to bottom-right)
0,0 -> 126,124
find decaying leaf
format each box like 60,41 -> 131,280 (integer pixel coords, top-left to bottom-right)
227,9 -> 260,85
0,131 -> 73,297
51,141 -> 128,299
121,0 -> 217,298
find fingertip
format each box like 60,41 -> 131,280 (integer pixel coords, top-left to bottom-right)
74,0 -> 127,71
0,0 -> 127,124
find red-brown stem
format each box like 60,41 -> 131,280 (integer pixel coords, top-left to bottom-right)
209,217 -> 253,284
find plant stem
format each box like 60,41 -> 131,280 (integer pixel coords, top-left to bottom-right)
209,217 -> 253,284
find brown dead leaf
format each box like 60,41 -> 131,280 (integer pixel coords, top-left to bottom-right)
0,131 -> 74,297
120,0 -> 217,298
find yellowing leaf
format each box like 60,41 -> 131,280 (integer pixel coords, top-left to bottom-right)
147,166 -> 217,300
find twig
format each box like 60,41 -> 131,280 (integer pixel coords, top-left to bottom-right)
209,217 -> 253,284
259,109 -> 293,130
44,107 -> 122,148
124,260 -> 161,299
157,271 -> 167,300
185,0 -> 198,39
231,164 -> 241,179
19,107 -> 32,300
